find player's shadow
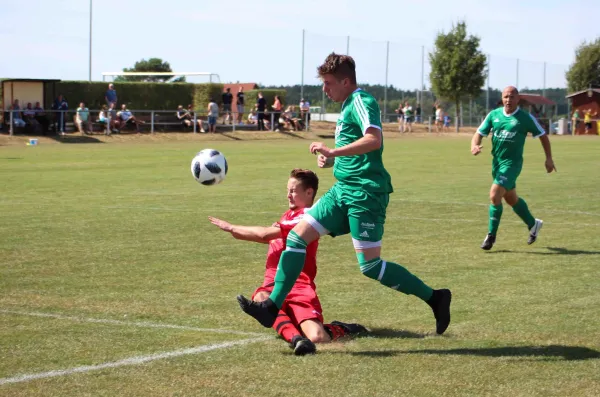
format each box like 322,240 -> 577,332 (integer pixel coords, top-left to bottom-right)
489,247 -> 600,256
345,345 -> 600,361
49,135 -> 104,144
364,327 -> 427,339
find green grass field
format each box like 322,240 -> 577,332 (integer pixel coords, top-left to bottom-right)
1,134 -> 599,396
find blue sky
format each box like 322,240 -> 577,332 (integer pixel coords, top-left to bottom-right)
0,0 -> 596,90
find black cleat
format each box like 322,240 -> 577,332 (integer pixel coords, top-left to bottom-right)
236,295 -> 279,328
330,320 -> 369,336
481,233 -> 496,250
427,289 -> 452,335
527,219 -> 543,245
289,335 -> 316,356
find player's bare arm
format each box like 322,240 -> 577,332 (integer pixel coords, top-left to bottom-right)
538,134 -> 556,173
471,132 -> 483,155
208,216 -> 280,243
310,127 -> 382,157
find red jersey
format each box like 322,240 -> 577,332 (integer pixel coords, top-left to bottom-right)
263,208 -> 318,286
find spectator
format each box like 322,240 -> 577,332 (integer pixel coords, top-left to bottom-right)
98,105 -> 110,135
435,105 -> 443,132
583,109 -> 597,134
415,103 -> 422,123
394,104 -> 403,131
177,105 -> 205,132
105,83 -> 117,106
256,92 -> 267,131
10,99 -> 26,128
189,104 -> 206,132
272,95 -> 283,131
33,102 -> 50,134
108,102 -> 121,133
443,112 -> 451,132
52,95 -> 68,135
299,98 -> 310,128
572,108 -> 580,133
432,101 -> 438,124
236,86 -> 245,125
75,102 -> 92,134
207,98 -> 219,133
22,102 -> 41,133
118,104 -> 142,133
402,101 -> 413,133
247,109 -> 258,125
222,87 -> 233,125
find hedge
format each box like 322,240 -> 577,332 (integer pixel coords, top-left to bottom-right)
244,89 -> 287,110
193,83 -> 225,112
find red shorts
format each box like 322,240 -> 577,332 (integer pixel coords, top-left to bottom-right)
252,282 -> 324,326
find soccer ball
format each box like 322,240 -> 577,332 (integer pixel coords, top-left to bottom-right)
190,149 -> 228,185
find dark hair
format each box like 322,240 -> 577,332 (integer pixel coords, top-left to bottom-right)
290,169 -> 319,199
317,52 -> 357,84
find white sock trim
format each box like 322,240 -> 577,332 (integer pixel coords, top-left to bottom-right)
303,213 -> 329,236
377,260 -> 387,281
285,247 -> 306,254
352,238 -> 382,249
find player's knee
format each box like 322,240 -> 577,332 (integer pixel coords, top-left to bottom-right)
303,326 -> 330,343
356,252 -> 383,281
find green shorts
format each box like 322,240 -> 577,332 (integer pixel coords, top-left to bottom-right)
305,183 -> 389,246
492,162 -> 522,191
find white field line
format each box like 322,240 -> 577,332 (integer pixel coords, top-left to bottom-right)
0,310 -> 266,337
0,336 -> 270,386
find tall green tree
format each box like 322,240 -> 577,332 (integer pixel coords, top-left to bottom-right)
566,38 -> 600,93
115,58 -> 186,83
429,21 -> 487,131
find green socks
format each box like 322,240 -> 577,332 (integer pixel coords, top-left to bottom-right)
512,198 -> 536,229
488,204 -> 503,236
269,231 -> 307,308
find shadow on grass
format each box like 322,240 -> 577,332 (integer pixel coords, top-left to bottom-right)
345,345 -> 600,361
216,131 -> 242,141
364,327 -> 427,339
49,135 -> 104,144
489,246 -> 600,256
317,134 -> 335,139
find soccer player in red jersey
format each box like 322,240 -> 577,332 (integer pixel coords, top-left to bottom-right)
208,169 -> 367,355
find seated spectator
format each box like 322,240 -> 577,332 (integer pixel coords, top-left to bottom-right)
282,106 -> 304,131
22,102 -> 41,133
11,100 -> 26,128
75,102 -> 92,134
117,104 -> 142,133
98,105 -> 110,135
177,105 -> 205,132
107,102 -> 121,133
33,102 -> 50,134
188,104 -> 206,132
247,109 -> 258,125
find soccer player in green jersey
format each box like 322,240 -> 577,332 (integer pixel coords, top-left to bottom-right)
472,86 -> 556,250
237,53 -> 452,335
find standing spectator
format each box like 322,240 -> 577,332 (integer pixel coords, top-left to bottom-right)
402,101 -> 413,133
583,109 -> 597,134
394,104 -> 403,131
52,95 -> 68,134
33,102 -> 50,134
435,105 -> 443,132
272,95 -> 283,131
256,92 -> 267,131
236,86 -> 245,125
222,88 -> 233,125
415,103 -> 422,123
118,103 -> 142,133
432,101 -> 438,123
571,108 -> 580,133
300,98 -> 310,128
443,112 -> 451,132
22,103 -> 41,133
207,98 -> 219,133
10,100 -> 26,128
75,102 -> 92,134
105,83 -> 117,106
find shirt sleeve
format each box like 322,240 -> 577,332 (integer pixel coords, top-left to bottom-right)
477,112 -> 493,136
353,94 -> 382,134
526,113 -> 546,138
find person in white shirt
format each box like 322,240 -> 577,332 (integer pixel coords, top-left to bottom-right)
300,98 -> 310,128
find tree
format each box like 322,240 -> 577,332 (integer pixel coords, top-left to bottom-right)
115,58 -> 186,83
429,21 -> 487,132
566,38 -> 600,93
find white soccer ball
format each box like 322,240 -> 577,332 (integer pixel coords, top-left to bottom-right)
190,149 -> 228,185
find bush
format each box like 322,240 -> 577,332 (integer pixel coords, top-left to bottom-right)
244,89 -> 287,110
193,83 -> 225,112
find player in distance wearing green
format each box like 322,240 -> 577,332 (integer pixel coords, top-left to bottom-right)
237,53 -> 452,335
471,86 -> 556,250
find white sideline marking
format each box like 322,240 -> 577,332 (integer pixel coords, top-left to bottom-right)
0,310 -> 265,337
0,337 -> 270,386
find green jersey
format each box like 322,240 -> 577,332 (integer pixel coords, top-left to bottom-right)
333,89 -> 393,193
477,107 -> 545,165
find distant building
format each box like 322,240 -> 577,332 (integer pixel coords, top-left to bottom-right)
566,87 -> 600,135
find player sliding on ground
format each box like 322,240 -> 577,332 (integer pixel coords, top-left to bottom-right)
236,53 -> 452,335
209,169 -> 367,356
472,86 -> 556,251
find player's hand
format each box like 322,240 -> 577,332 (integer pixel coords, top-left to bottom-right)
310,142 -> 334,157
317,154 -> 334,168
471,145 -> 483,155
545,158 -> 557,173
208,216 -> 233,232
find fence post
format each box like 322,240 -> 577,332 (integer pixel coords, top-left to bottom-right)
306,112 -> 310,131
151,111 -> 154,134
270,112 -> 275,131
193,112 -> 197,133
60,112 -> 64,134
106,114 -> 110,135
428,115 -> 432,133
9,111 -> 13,136
232,113 -> 236,132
